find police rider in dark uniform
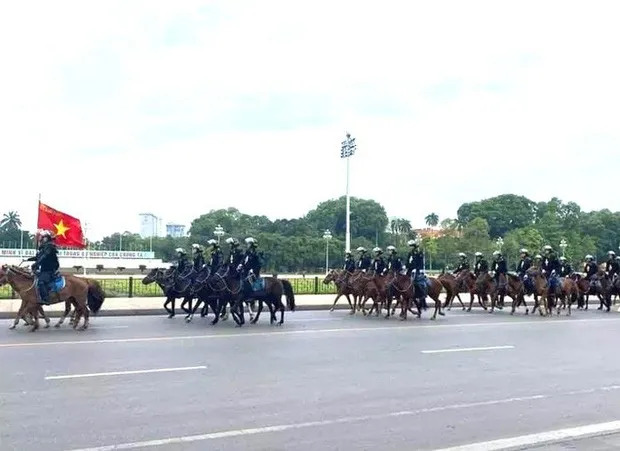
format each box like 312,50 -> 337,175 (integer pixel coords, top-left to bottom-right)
453,253 -> 470,274
605,251 -> 620,281
406,240 -> 427,308
541,245 -> 561,296
192,243 -> 205,271
371,247 -> 386,276
356,247 -> 371,272
27,230 -> 60,305
473,252 -> 489,277
559,256 -> 573,277
207,239 -> 224,274
225,237 -> 244,274
383,245 -> 403,275
343,251 -> 356,273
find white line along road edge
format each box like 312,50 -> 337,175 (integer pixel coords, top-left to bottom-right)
45,366 -> 206,380
433,420 -> 620,450
421,345 -> 514,354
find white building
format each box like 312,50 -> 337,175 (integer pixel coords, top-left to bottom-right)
166,223 -> 186,237
139,213 -> 160,238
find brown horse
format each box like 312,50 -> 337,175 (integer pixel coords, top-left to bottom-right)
323,270 -> 355,312
453,271 -> 487,312
505,274 -> 529,315
526,268 -> 552,316
438,271 -> 466,310
555,277 -> 580,316
0,265 -> 105,331
389,274 -> 444,320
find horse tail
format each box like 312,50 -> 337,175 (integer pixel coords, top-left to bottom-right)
87,279 -> 106,314
281,279 -> 296,311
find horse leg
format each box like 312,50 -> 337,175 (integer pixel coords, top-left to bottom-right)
28,304 -> 40,332
54,301 -> 72,328
185,298 -> 203,323
181,297 -> 192,315
329,293 -> 344,312
455,293 -> 466,311
163,297 -> 174,318
211,299 -> 224,325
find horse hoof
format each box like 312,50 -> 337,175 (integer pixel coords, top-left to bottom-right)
348,310 -> 355,315
168,314 -> 175,319
439,312 -> 445,316
8,325 -> 16,330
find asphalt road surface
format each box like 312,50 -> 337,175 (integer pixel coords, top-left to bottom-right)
2,308 -> 620,451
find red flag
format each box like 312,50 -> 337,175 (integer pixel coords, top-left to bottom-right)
37,202 -> 85,249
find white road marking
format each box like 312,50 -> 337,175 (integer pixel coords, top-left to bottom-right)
45,366 -> 206,380
421,345 -> 514,354
2,316 -> 620,349
433,420 -> 620,450
67,393 -> 549,451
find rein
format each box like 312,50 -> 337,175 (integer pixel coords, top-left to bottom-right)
6,267 -> 36,293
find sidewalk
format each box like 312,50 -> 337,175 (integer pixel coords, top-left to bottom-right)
0,294 -> 449,318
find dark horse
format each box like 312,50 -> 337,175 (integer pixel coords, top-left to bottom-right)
240,273 -> 296,325
142,267 -> 195,318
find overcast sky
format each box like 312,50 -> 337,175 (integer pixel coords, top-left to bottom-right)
1,1 -> 619,240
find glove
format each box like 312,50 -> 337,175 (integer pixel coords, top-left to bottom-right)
249,269 -> 254,275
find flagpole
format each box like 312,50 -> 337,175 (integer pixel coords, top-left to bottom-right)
83,222 -> 88,276
35,193 -> 41,253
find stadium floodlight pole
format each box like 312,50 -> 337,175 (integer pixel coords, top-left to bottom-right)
340,132 -> 356,253
323,229 -> 332,274
560,238 -> 567,257
214,224 -> 225,244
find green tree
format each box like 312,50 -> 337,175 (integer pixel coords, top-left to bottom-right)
457,194 -> 536,238
425,213 -> 439,228
1,211 -> 22,230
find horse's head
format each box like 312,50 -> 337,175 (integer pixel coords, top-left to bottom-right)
0,264 -> 8,286
322,270 -> 338,285
142,268 -> 161,285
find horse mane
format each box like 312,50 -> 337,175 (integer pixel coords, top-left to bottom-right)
7,265 -> 34,279
506,273 -> 521,283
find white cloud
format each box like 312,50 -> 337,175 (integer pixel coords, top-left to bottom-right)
1,0 -> 619,239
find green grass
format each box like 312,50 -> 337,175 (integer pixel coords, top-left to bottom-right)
0,276 -> 337,299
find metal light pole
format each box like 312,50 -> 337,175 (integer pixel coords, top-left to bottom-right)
560,239 -> 567,257
340,132 -> 356,253
323,229 -> 332,274
214,224 -> 225,244
496,237 -> 504,251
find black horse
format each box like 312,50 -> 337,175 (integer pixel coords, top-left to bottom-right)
142,267 -> 195,318
240,273 -> 296,325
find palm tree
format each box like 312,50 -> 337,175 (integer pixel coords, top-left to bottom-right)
1,211 -> 22,230
425,213 -> 439,228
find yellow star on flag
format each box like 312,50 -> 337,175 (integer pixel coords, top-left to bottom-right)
54,219 -> 70,238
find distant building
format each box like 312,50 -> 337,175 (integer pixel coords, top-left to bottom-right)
139,213 -> 160,238
415,227 -> 443,239
166,223 -> 186,237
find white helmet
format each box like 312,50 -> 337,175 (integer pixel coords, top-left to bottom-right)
175,247 -> 185,254
245,237 -> 257,246
520,248 -> 529,254
372,247 -> 383,254
559,256 -> 567,261
543,245 -> 552,252
192,243 -> 201,250
586,254 -> 594,260
407,240 -> 418,247
458,252 -> 467,258
534,254 -> 543,259
475,252 -> 483,257
356,246 -> 366,253
608,250 -> 616,256
386,245 -> 396,252
207,239 -> 217,246
493,250 -> 501,256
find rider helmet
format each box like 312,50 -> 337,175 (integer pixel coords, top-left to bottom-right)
175,247 -> 185,255
475,252 -> 483,257
345,251 -> 352,256
534,254 -> 542,260
225,237 -> 240,247
372,247 -> 383,254
458,252 -> 467,258
493,250 -> 501,257
520,248 -> 529,255
543,245 -> 553,253
386,245 -> 396,253
356,246 -> 366,253
559,256 -> 567,261
407,240 -> 418,247
608,250 -> 616,257
586,255 -> 594,261
38,229 -> 53,242
207,239 -> 218,247
192,243 -> 202,252
245,237 -> 257,248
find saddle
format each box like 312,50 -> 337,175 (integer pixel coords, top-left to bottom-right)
251,277 -> 265,292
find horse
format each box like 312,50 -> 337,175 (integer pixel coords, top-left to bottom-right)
323,270 -> 355,312
526,268 -> 552,316
475,273 -> 498,312
0,265 -> 105,331
437,271 -> 466,311
360,272 -> 393,317
185,266 -> 220,323
240,272 -> 296,325
142,268 -> 194,318
389,273 -> 444,320
454,271 -> 487,312
504,274 -> 529,315
591,271 -> 612,312
555,277 -> 580,316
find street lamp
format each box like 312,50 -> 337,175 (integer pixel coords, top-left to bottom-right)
560,239 -> 568,257
340,132 -> 356,253
214,224 -> 225,244
496,237 -> 504,251
323,229 -> 332,274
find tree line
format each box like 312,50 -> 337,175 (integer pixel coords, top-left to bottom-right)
2,194 -> 618,272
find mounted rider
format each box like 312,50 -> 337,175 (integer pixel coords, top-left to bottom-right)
516,249 -> 532,278
383,245 -> 403,275
239,237 -> 263,280
225,237 -> 244,274
533,254 -> 543,267
491,250 -> 507,293
605,251 -> 619,281
191,243 -> 205,271
26,230 -> 60,305
473,252 -> 488,277
541,245 -> 561,294
356,247 -> 372,272
207,239 -> 224,273
371,247 -> 386,276
452,253 -> 470,274
343,251 -> 356,273
583,255 -> 598,292
406,240 -> 427,307
172,248 -> 189,274
559,257 -> 573,277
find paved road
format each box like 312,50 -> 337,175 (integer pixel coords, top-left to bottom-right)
2,308 -> 620,450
